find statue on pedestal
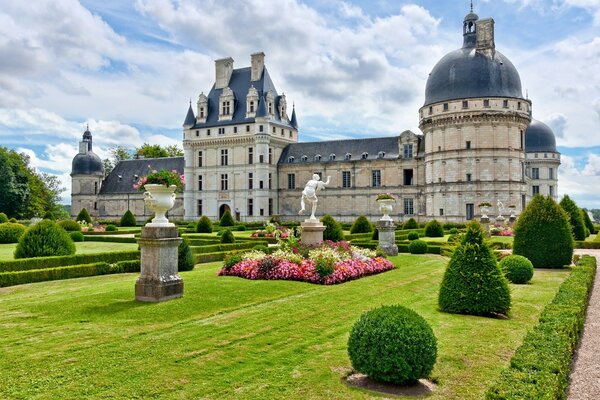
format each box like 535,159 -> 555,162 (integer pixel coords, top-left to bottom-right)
299,174 -> 331,220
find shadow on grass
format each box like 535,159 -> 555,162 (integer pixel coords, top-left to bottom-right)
82,299 -> 152,316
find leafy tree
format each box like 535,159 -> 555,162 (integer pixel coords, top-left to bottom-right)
350,215 -> 373,234
102,145 -> 132,176
321,214 -> 344,241
219,210 -> 235,226
559,195 -> 586,241
582,209 -> 595,234
135,143 -> 183,159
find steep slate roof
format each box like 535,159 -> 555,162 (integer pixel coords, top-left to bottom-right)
190,66 -> 294,129
183,103 -> 196,128
99,157 -> 184,195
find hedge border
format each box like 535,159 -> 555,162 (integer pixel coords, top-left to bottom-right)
575,240 -> 600,249
0,251 -> 140,273
82,236 -> 137,243
0,262 -> 110,287
190,241 -> 268,255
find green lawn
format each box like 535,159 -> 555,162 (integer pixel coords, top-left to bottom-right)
0,242 -> 139,260
0,255 -> 569,399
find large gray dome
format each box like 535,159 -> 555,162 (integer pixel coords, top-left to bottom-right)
72,152 -> 103,175
525,119 -> 557,153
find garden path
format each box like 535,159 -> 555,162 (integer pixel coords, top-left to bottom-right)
568,249 -> 600,399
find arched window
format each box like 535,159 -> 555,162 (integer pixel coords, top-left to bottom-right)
288,156 -> 295,163
301,155 -> 308,162
345,153 -> 351,160
378,151 -> 385,159
361,152 -> 368,160
329,154 -> 336,161
314,154 -> 322,162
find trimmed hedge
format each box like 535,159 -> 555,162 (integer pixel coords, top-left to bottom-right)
110,260 -> 141,273
82,235 -> 137,243
219,210 -> 235,227
194,252 -> 227,264
402,218 -> 419,230
190,241 -> 267,255
0,212 -> 8,223
178,238 -> 195,271
0,262 -> 110,287
0,250 -> 141,273
559,195 -> 586,241
0,222 -> 27,243
321,214 -> 344,241
485,255 -> 597,399
105,224 -> 118,232
196,216 -> 213,233
120,210 -> 137,227
575,240 -> 600,249
499,255 -> 534,284
220,229 -> 235,243
69,231 -> 85,242
58,220 -> 82,232
76,208 -> 92,224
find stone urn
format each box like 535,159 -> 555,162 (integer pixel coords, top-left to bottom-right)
377,199 -> 395,222
480,206 -> 490,219
143,184 -> 177,226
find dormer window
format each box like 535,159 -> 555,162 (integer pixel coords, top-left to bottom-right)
315,154 -> 322,162
222,101 -> 231,115
279,93 -> 287,120
219,87 -> 234,121
329,154 -> 336,161
249,101 -> 254,112
361,152 -> 368,160
288,156 -> 295,163
345,153 -> 351,160
378,151 -> 385,159
197,92 -> 208,123
246,85 -> 259,118
301,155 -> 308,162
266,90 -> 275,117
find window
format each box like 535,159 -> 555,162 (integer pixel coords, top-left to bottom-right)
281,128 -> 284,136
466,203 -> 474,220
196,130 -> 199,137
207,129 -> 211,136
549,185 -> 554,196
372,170 -> 381,187
428,106 -> 433,115
94,202 -> 97,210
221,149 -> 228,166
268,198 -> 273,216
288,156 -> 294,163
199,109 -> 204,118
269,148 -> 273,164
222,101 -> 231,115
466,141 -> 471,149
198,151 -> 203,167
198,175 -> 203,191
404,198 -> 414,215
248,173 -> 253,189
259,155 -> 264,163
403,169 -> 413,186
378,151 -> 385,159
314,172 -> 322,179
289,131 -> 293,138
268,103 -> 273,114
259,125 -> 263,132
246,125 -> 250,132
503,99 -> 509,108
301,155 -> 308,162
466,173 -> 472,182
520,130 -> 524,150
345,153 -> 352,160
532,185 -> 540,195
439,208 -> 444,216
218,127 -> 225,135
287,173 -> 296,189
483,99 -> 490,107
233,126 -> 237,133
248,147 -> 253,164
247,198 -> 253,216
268,173 -> 272,189
315,154 -> 321,162
249,101 -> 254,112
462,100 -> 468,109
361,152 -> 368,160
221,174 -> 228,191
197,200 -> 202,216
403,144 -> 413,159
549,168 -> 554,180
443,103 -> 449,111
342,171 -> 351,188
532,167 -> 540,179
329,153 -> 336,161
259,181 -> 264,189
260,208 -> 264,216
517,101 -> 522,110
94,182 -> 98,194
272,126 -> 276,133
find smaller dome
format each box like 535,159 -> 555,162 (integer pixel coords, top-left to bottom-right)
525,119 -> 557,153
464,11 -> 479,22
72,152 -> 103,175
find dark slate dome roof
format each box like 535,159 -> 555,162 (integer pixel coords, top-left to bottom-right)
525,119 -> 557,153
72,152 -> 103,175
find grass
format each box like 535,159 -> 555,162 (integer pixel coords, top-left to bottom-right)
0,242 -> 139,261
0,255 -> 569,399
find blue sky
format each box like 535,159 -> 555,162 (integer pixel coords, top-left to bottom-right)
0,0 -> 599,208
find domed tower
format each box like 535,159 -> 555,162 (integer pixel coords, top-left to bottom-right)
419,7 -> 531,221
71,127 -> 104,218
525,119 -> 560,200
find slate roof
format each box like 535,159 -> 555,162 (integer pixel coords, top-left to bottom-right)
71,129 -> 103,175
525,119 -> 558,153
99,157 -> 184,195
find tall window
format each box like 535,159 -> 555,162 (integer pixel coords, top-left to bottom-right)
532,167 -> 540,179
248,147 -> 253,164
268,198 -> 273,216
372,170 -> 381,187
259,155 -> 264,163
287,173 -> 295,189
218,127 -> 225,135
342,171 -> 351,188
221,149 -> 228,166
503,99 -> 509,108
404,198 -> 414,215
94,182 -> 98,194
197,199 -> 202,216
269,148 -> 273,164
259,181 -> 264,189
532,185 -> 540,195
462,100 -> 469,109
247,198 -> 253,216
268,173 -> 272,189
221,174 -> 228,191
198,150 -> 203,167
223,101 -> 231,115
466,141 -> 471,149
198,175 -> 203,191
248,173 -> 253,189
403,144 -> 413,159
483,99 -> 490,107
466,173 -> 472,182
548,167 -> 554,180
549,185 -> 554,196
249,101 -> 254,112
403,169 -> 414,186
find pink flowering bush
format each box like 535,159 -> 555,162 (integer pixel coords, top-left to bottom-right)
133,165 -> 185,192
250,222 -> 289,239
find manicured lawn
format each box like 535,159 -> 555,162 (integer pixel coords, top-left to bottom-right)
422,234 -> 451,243
0,242 -> 139,260
489,236 -> 514,244
0,255 -> 569,399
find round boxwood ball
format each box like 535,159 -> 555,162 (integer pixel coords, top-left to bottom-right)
407,231 -> 419,241
0,222 -> 27,243
409,239 -> 428,254
348,305 -> 437,385
499,255 -> 534,284
69,231 -> 85,242
14,220 -> 75,259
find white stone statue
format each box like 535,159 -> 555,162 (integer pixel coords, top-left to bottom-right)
299,174 -> 331,220
497,200 -> 504,218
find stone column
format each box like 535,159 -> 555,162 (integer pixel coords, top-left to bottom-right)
300,219 -> 325,246
377,220 -> 398,256
480,216 -> 490,237
135,225 -> 183,302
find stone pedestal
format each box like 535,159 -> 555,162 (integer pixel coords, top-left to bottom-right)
301,219 -> 325,246
480,216 -> 491,237
509,215 -> 516,225
377,220 -> 398,256
135,226 -> 183,302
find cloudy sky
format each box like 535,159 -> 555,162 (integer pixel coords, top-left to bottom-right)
1,0 -> 599,208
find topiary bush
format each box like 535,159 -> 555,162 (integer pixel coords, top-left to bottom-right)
513,195 -> 573,268
0,213 -> 8,223
14,220 -> 76,259
76,208 -> 92,224
58,220 -> 81,232
69,231 -> 85,242
350,215 -> 373,234
449,227 -> 459,235
0,223 -> 27,243
438,221 -> 511,316
219,210 -> 235,227
105,224 -> 118,232
403,218 -> 418,230
220,229 -> 235,244
559,195 -> 586,241
582,209 -> 595,235
424,219 -> 444,237
407,231 -> 419,241
42,211 -> 55,220
348,305 -> 437,385
178,237 -> 195,271
120,210 -> 137,227
321,214 -> 344,241
235,225 -> 247,231
9,218 -> 17,223
196,215 -> 213,233
408,239 -> 428,254
371,229 -> 378,240
499,255 -> 534,284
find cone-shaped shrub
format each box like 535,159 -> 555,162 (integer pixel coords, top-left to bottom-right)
76,208 -> 92,224
0,212 -> 9,223
582,209 -> 595,235
559,195 -> 586,240
220,228 -> 235,244
0,222 -> 26,243
438,221 -> 511,316
513,195 -> 573,268
178,237 -> 195,271
196,215 -> 213,233
321,214 -> 344,241
219,210 -> 235,227
120,210 -> 137,227
58,220 -> 81,232
402,218 -> 418,230
14,220 -> 76,259
350,215 -> 372,234
499,255 -> 534,284
348,305 -> 437,385
425,219 -> 444,237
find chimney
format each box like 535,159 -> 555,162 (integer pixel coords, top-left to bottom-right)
475,18 -> 495,58
251,52 -> 265,81
215,57 -> 234,89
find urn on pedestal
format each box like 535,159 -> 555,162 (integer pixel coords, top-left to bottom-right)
376,193 -> 396,222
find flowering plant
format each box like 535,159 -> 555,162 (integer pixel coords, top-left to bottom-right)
133,165 -> 185,192
376,193 -> 396,201
478,202 -> 492,207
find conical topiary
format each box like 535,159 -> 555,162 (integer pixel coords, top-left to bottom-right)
559,194 -> 586,240
76,208 -> 92,224
220,228 -> 235,244
438,221 -> 511,316
178,237 -> 195,271
513,195 -> 573,268
402,218 -> 418,230
120,210 -> 137,227
424,219 -> 444,237
196,215 -> 213,233
321,214 -> 344,241
350,215 -> 373,234
219,210 -> 235,227
581,209 -> 595,235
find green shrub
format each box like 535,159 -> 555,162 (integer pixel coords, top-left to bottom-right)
0,213 -> 8,223
196,215 -> 213,233
402,218 -> 418,230
0,250 -> 140,273
582,209 -> 595,235
82,236 -> 136,243
321,214 -> 344,241
350,215 -> 373,234
424,219 -> 444,237
120,210 -> 137,227
371,229 -> 379,240
69,231 -> 85,242
438,221 -> 511,316
14,220 -> 76,259
110,260 -> 140,273
449,227 -> 459,235
105,224 -> 118,232
513,195 -> 573,268
235,225 -> 246,231
223,252 -> 243,270
408,239 -> 428,254
9,218 -> 17,223
407,231 -> 419,241
0,222 -> 26,243
42,211 -> 55,220
76,208 -> 92,224
220,229 -> 235,244
219,210 -> 235,227
348,305 -> 437,385
499,255 -> 534,284
559,195 -> 586,240
58,220 -> 81,232
178,238 -> 195,271
252,244 -> 269,253
0,262 -> 110,288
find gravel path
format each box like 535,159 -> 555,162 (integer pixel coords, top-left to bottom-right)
568,249 -> 600,400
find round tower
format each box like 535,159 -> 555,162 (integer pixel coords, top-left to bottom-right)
419,8 -> 531,221
525,119 -> 561,200
71,127 -> 104,218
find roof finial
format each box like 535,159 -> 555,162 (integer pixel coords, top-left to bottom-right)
470,0 -> 473,12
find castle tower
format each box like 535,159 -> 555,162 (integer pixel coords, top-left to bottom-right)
419,8 -> 531,221
525,119 -> 561,200
71,127 -> 104,218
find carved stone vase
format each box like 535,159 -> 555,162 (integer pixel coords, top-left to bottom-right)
144,184 -> 177,226
377,199 -> 395,222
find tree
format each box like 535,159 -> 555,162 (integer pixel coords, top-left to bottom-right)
321,214 -> 344,241
135,143 -> 183,159
559,195 -> 586,241
102,145 -> 132,176
582,209 -> 595,234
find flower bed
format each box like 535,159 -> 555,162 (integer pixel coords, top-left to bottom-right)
218,240 -> 394,285
250,222 -> 290,238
